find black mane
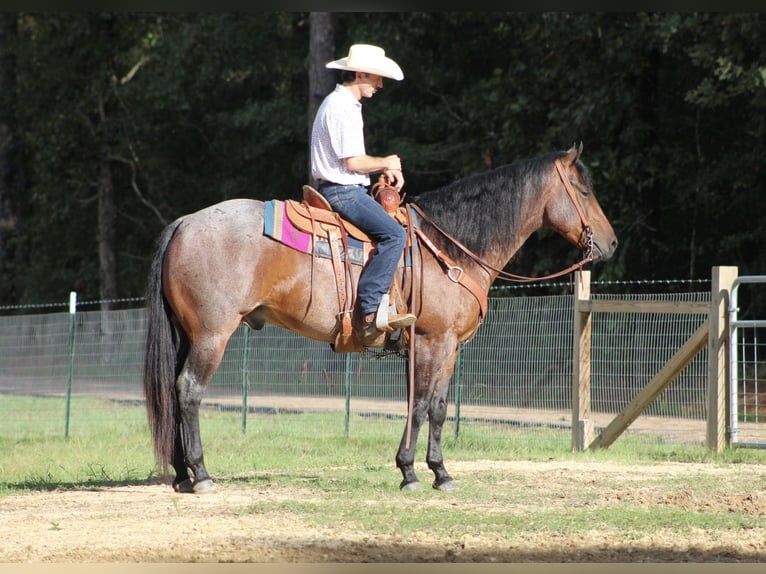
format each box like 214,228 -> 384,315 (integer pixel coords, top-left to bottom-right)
411,151 -> 582,262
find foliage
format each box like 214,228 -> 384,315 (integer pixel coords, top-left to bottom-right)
1,13 -> 764,306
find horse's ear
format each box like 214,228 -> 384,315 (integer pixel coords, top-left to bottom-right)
562,141 -> 583,166
562,143 -> 578,166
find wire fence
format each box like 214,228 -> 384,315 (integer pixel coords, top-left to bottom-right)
0,282 -> 718,449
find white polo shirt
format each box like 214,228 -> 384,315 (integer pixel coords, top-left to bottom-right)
310,84 -> 370,186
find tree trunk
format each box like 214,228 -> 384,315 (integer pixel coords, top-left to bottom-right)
636,47 -> 661,275
95,76 -> 118,310
98,149 -> 117,308
0,14 -> 18,300
307,12 -> 336,186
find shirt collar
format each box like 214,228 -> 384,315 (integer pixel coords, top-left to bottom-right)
335,84 -> 362,108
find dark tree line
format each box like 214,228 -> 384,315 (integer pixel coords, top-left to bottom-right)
0,13 -> 764,311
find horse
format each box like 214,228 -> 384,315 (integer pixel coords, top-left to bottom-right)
143,144 -> 618,493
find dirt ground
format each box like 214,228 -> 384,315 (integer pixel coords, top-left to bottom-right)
2,458 -> 766,563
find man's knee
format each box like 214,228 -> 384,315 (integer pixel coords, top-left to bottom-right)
391,223 -> 407,247
375,221 -> 406,248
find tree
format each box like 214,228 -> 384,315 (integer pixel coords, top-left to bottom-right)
0,14 -> 18,301
3,13 -> 765,306
307,12 -> 336,186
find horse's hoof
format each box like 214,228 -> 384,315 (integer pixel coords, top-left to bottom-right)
173,479 -> 194,493
433,479 -> 458,492
193,478 -> 216,493
400,480 -> 423,491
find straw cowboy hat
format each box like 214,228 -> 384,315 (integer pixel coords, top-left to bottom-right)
326,44 -> 404,81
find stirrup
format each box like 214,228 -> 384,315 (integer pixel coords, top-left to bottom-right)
375,294 -> 392,330
375,294 -> 416,330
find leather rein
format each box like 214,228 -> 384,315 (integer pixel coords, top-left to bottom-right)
410,158 -> 594,290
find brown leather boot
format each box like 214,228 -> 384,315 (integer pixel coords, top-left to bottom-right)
361,312 -> 383,340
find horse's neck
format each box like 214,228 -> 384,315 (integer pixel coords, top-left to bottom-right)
480,196 -> 545,281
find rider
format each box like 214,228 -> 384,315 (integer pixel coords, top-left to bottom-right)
310,44 -> 416,343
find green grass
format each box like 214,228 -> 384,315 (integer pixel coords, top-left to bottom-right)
1,393 -> 765,494
3,394 -> 766,549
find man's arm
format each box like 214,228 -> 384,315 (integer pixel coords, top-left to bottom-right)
344,154 -> 404,190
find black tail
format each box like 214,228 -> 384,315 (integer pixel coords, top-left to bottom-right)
143,219 -> 183,479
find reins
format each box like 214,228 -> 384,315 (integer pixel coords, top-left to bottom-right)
410,158 -> 594,286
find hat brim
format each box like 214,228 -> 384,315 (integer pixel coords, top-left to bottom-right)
326,58 -> 404,81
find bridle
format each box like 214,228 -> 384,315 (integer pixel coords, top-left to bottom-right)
411,158 -> 594,286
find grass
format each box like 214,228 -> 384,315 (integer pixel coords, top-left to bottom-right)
0,396 -> 766,539
227,453 -> 766,540
2,394 -> 766,546
2,394 -> 765,495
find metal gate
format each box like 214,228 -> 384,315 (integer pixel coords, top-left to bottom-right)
729,275 -> 766,448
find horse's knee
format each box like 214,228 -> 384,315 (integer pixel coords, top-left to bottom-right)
430,396 -> 448,421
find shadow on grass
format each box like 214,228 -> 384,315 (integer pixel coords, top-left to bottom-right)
0,476 -> 164,493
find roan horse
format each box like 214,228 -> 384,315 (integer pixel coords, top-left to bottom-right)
143,144 -> 618,493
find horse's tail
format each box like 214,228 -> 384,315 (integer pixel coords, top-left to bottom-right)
143,219 -> 183,480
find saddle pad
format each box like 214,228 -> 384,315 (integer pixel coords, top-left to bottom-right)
263,200 -> 370,266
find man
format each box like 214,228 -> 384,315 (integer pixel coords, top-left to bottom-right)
310,43 -> 416,344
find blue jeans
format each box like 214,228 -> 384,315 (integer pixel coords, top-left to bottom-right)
318,183 -> 407,316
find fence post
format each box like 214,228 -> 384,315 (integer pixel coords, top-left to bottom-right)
64,291 -> 77,438
707,265 -> 738,452
572,271 -> 593,451
453,345 -> 463,441
241,326 -> 250,434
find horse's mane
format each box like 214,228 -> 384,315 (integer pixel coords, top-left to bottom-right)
411,151 -> 588,262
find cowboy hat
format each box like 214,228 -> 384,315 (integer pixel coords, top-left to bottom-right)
325,44 -> 404,81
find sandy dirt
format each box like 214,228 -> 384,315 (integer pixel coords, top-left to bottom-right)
2,458 -> 766,563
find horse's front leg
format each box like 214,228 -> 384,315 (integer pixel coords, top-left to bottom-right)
395,384 -> 431,491
395,336 -> 458,491
426,374 -> 456,491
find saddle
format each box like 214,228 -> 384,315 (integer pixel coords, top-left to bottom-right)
291,179 -> 411,353
288,184 -> 408,239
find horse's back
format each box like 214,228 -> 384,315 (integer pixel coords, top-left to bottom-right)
178,198 -> 264,236
162,199 -> 269,331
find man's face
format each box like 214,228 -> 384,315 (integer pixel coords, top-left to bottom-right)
358,73 -> 384,98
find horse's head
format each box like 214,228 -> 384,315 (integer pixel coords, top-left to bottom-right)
543,143 -> 618,262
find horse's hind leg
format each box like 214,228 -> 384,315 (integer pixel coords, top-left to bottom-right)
173,333 -> 232,493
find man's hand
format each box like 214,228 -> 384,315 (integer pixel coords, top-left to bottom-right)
344,154 -> 405,190
383,168 -> 405,191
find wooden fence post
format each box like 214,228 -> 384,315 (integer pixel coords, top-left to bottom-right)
707,265 -> 738,452
572,270 -> 593,451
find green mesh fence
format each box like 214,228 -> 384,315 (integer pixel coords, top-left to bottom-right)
0,291 -> 714,447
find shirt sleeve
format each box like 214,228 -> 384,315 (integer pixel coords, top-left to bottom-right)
326,103 -> 366,161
